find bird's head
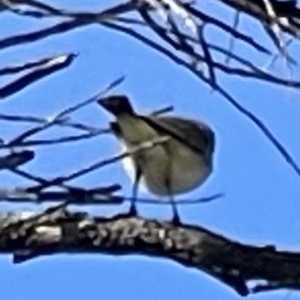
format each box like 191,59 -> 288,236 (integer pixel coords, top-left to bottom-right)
97,95 -> 134,116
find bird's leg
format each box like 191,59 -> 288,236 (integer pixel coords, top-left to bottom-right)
169,195 -> 181,225
164,144 -> 181,225
130,165 -> 142,216
166,181 -> 181,225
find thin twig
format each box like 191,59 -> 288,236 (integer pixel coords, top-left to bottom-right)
6,76 -> 124,146
102,20 -> 300,179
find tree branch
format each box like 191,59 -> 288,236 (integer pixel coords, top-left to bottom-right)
1,207 -> 300,296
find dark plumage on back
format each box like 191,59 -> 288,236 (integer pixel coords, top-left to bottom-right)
142,115 -> 215,158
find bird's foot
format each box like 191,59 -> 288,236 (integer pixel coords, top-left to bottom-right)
117,204 -> 138,219
128,203 -> 138,217
171,213 -> 182,226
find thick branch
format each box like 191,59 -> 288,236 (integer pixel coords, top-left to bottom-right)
1,207 -> 300,296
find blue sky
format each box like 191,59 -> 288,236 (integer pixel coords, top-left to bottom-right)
0,0 -> 300,299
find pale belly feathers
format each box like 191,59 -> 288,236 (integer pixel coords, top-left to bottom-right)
121,139 -> 211,196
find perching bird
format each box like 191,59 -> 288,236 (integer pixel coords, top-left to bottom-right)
98,95 -> 215,223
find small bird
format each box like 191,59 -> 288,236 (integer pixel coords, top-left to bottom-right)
98,95 -> 215,223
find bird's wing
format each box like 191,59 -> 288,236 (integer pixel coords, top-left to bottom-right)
141,115 -> 215,156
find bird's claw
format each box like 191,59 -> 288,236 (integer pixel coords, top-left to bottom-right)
171,213 -> 182,226
128,204 -> 138,217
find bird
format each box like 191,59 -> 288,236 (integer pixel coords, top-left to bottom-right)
97,95 -> 215,224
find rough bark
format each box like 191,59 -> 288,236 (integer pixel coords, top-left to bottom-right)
1,205 -> 299,296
